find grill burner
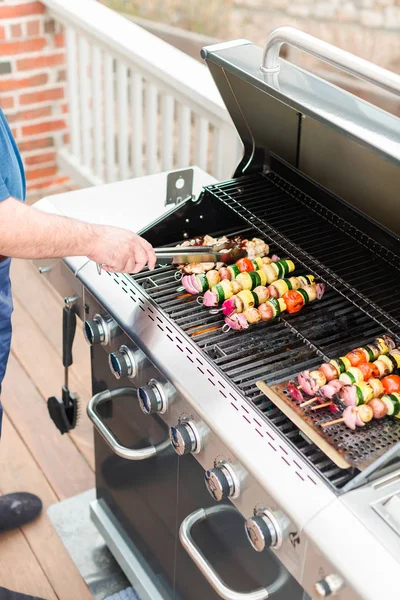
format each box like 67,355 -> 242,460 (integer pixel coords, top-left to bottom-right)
130,169 -> 400,491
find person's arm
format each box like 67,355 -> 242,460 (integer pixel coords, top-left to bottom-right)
0,196 -> 156,274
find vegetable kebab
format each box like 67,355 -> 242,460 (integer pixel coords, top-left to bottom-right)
223,282 -> 325,331
204,274 -> 316,311
292,335 -> 396,398
182,256 -> 288,296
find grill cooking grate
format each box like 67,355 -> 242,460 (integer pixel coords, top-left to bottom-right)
130,171 -> 400,491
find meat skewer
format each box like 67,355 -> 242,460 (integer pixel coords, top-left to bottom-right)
179,236 -> 270,275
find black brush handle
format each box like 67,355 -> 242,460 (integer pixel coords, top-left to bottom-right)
63,305 -> 76,368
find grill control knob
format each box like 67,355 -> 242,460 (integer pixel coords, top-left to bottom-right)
137,380 -> 167,415
170,422 -> 199,456
205,462 -> 238,501
84,314 -> 114,346
245,509 -> 287,552
109,345 -> 137,380
314,575 -> 345,598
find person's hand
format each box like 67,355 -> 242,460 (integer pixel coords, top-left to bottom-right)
88,225 -> 157,273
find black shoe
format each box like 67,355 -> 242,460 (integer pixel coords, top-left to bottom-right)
0,588 -> 45,599
0,493 -> 42,532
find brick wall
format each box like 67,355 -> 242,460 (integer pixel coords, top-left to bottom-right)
0,0 -> 70,199
230,0 -> 400,76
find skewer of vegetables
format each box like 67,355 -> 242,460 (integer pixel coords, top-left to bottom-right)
223,283 -> 325,332
212,275 -> 316,314
322,391 -> 400,430
300,373 -> 400,423
183,257 -> 292,297
295,335 -> 396,397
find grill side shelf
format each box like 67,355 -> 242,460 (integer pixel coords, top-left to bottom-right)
206,173 -> 400,339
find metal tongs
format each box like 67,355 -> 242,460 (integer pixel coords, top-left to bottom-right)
96,243 -> 247,274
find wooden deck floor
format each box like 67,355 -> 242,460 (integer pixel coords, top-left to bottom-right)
0,258 -> 95,599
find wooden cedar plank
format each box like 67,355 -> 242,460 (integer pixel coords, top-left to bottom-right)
10,258 -> 92,395
2,353 -> 95,499
0,414 -> 93,600
10,295 -> 95,470
256,381 -> 350,469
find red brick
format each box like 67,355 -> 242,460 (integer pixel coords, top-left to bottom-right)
28,175 -> 70,190
25,151 -> 56,166
63,133 -> 70,144
26,20 -> 40,37
17,53 -> 65,71
1,96 -> 14,110
26,165 -> 57,181
0,38 -> 46,56
20,87 -> 64,105
22,119 -> 66,136
0,26 -> 5,41
19,137 -> 54,152
0,73 -> 47,92
57,68 -> 66,82
54,33 -> 64,48
11,24 -> 22,38
0,2 -> 45,19
7,106 -> 52,123
62,103 -> 68,114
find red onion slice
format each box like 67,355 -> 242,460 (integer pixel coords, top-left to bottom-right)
224,315 -> 242,331
287,383 -> 304,403
182,275 -> 199,295
222,298 -> 236,317
316,283 -> 326,300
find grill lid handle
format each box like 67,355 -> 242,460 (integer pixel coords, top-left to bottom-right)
261,26 -> 400,97
87,388 -> 171,460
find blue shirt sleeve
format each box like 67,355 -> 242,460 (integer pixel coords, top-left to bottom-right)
0,174 -> 10,202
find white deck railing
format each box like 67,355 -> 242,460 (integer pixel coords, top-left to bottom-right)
42,0 -> 242,187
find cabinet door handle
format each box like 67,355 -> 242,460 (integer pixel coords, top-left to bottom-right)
179,506 -> 288,600
87,388 -> 170,460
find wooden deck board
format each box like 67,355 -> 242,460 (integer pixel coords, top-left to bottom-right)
0,258 -> 97,597
10,259 -> 92,394
2,354 -> 95,499
0,415 -> 93,600
10,295 -> 95,470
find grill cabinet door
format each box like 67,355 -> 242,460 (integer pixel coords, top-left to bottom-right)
92,344 -> 178,598
175,453 -> 307,600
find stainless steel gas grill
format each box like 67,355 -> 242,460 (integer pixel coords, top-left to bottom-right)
36,27 -> 400,600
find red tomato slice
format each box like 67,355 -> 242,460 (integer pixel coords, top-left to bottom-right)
358,362 -> 379,381
283,290 -> 304,314
382,374 -> 400,394
236,257 -> 254,273
346,349 -> 367,367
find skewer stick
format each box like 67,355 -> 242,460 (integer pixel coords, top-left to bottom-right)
311,401 -> 332,410
321,418 -> 344,428
299,397 -> 317,407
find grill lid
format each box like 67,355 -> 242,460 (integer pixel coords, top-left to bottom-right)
201,35 -> 400,237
